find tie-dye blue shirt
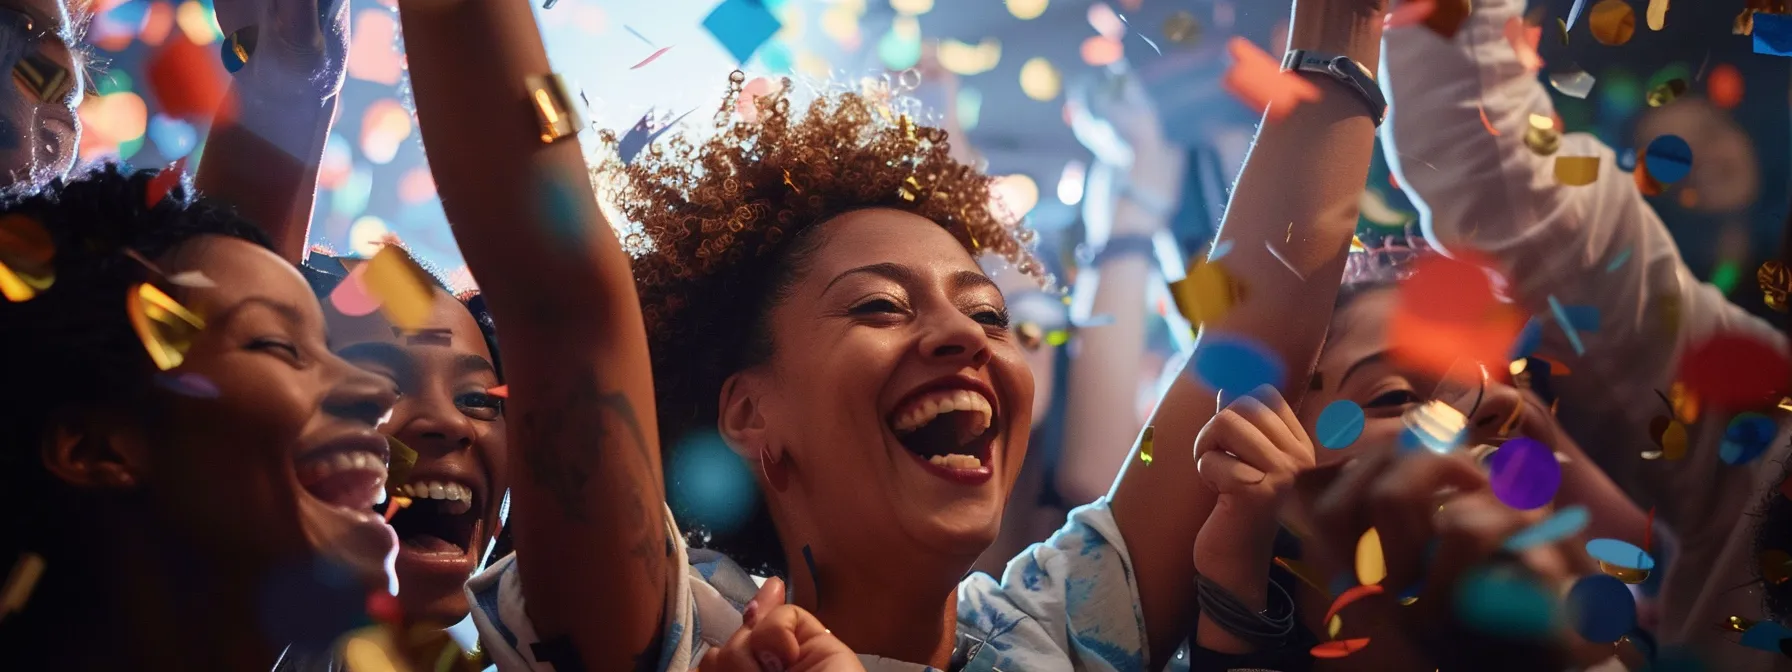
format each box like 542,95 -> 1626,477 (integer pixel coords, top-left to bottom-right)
465,498 -> 1154,672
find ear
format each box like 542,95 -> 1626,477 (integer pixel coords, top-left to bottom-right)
41,410 -> 149,491
718,370 -> 771,462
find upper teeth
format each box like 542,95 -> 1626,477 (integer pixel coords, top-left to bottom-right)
394,480 -> 474,515
302,450 -> 388,484
892,389 -> 994,436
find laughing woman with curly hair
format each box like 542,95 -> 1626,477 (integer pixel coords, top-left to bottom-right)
396,0 -> 1390,668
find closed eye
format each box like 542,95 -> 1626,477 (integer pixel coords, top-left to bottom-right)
849,298 -> 905,316
1366,389 -> 1420,409
973,307 -> 1010,328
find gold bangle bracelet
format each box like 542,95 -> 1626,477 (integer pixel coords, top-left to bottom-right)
526,73 -> 585,144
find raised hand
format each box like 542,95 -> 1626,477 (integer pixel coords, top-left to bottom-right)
700,579 -> 865,672
212,0 -> 350,104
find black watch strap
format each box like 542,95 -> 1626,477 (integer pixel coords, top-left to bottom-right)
1280,50 -> 1387,126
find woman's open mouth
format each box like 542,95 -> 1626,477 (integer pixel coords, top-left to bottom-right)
296,436 -> 390,514
890,385 -> 999,485
383,472 -> 486,577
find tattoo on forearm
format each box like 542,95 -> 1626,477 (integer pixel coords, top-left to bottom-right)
517,371 -> 659,521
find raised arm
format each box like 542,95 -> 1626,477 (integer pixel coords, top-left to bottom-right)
1108,0 -> 1387,663
1380,0 -> 1783,527
396,1 -> 670,669
197,0 -> 347,263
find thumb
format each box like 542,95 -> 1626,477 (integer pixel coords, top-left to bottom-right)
748,605 -> 835,669
744,577 -> 786,627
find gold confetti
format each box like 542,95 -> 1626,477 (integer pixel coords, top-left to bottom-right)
1328,614 -> 1343,638
1555,18 -> 1569,45
128,283 -> 205,371
1728,615 -> 1758,633
1168,258 -> 1244,328
1759,261 -> 1791,312
1138,425 -> 1155,465
1356,528 -> 1387,586
364,245 -> 436,331
0,214 -> 53,302
0,552 -> 45,620
1599,561 -> 1651,584
1647,0 -> 1669,30
343,627 -> 405,672
1163,10 -> 1201,45
164,270 -> 216,288
1589,0 -> 1637,45
1555,156 -> 1600,186
1669,381 -> 1700,423
1523,125 -> 1561,156
11,53 -> 70,103
1661,419 -> 1688,460
898,175 -> 923,202
1349,235 -> 1366,251
1647,79 -> 1687,107
388,436 -> 418,487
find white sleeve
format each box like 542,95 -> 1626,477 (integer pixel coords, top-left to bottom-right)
1379,0 -> 1785,524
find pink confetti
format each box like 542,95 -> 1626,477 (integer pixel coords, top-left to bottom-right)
736,77 -> 783,123
328,263 -> 382,317
1222,37 -> 1322,122
630,46 -> 674,70
1505,17 -> 1544,72
1386,0 -> 1438,28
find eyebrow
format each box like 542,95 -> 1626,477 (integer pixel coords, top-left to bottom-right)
336,341 -> 417,379
453,353 -> 497,378
1336,351 -> 1391,390
821,263 -> 1000,299
948,269 -> 1000,296
216,296 -> 308,327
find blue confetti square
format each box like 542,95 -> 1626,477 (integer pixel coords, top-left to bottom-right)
1755,14 -> 1792,57
704,0 -> 783,65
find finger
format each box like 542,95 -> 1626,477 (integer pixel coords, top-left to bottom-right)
1229,392 -> 1307,466
1196,450 -> 1268,495
747,604 -> 824,669
1416,491 -> 1534,625
716,626 -> 761,672
1196,406 -> 1290,476
698,646 -> 725,672
1251,384 -> 1315,466
1367,453 -> 1490,593
1302,453 -> 1397,562
744,577 -> 787,627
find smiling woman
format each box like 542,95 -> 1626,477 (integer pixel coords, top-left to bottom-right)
0,164 -> 398,670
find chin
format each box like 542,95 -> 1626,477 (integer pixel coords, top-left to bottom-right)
402,591 -> 472,629
902,496 -> 1007,559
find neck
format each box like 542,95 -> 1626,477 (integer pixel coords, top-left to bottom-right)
20,513 -> 277,670
785,543 -> 965,668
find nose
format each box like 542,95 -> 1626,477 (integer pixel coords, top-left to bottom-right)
394,388 -> 477,455
322,360 -> 400,429
1465,380 -> 1526,443
918,309 -> 993,369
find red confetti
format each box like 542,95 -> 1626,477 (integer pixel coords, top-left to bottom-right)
144,33 -> 229,120
1708,64 -> 1744,109
1222,37 -> 1323,123
383,496 -> 406,523
1676,333 -> 1791,408
630,46 -> 675,70
1478,104 -> 1502,136
1505,17 -> 1544,73
1311,638 -> 1373,658
1388,172 -> 1400,190
487,385 -> 509,399
1635,159 -> 1663,196
1389,252 -> 1527,382
1323,584 -> 1385,625
365,590 -> 403,624
144,158 -> 188,209
1386,0 -> 1438,28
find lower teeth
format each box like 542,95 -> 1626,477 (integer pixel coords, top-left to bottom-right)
928,454 -> 983,469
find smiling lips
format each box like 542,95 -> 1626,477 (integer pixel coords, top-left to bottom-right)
296,445 -> 389,511
891,385 -> 997,476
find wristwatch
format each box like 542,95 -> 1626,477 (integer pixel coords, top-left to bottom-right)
1280,49 -> 1387,126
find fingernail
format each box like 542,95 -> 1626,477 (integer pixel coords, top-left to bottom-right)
742,599 -> 759,625
757,651 -> 785,672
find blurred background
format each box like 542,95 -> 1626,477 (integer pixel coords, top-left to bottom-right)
75,0 -> 1789,315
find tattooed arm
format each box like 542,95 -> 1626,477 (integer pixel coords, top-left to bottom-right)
396,0 -> 671,669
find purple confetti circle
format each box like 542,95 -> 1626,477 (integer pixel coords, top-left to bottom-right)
1488,437 -> 1561,510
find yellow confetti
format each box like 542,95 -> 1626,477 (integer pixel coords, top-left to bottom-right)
364,245 -> 436,331
1169,258 -> 1244,328
1669,381 -> 1700,424
1138,425 -> 1155,465
1647,0 -> 1669,30
128,283 -> 205,371
1523,124 -> 1560,156
1661,420 -> 1688,460
0,214 -> 54,302
1554,156 -> 1600,186
1328,614 -> 1343,638
1163,10 -> 1201,45
1646,79 -> 1687,107
0,552 -> 45,619
1528,113 -> 1555,130
1349,235 -> 1366,252
1728,615 -> 1758,633
1589,0 -> 1637,45
388,436 -> 418,487
1508,358 -> 1528,376
1356,528 -> 1387,585
343,628 -> 405,672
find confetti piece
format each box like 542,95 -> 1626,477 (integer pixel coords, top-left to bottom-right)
1138,425 -> 1154,465
363,246 -> 435,331
1721,413 -> 1776,465
1163,10 -> 1201,44
0,215 -> 53,302
1554,156 -> 1601,187
328,262 -> 381,317
220,26 -> 254,73
1741,621 -> 1792,652
1423,0 -> 1471,37
1505,17 -> 1544,73
128,283 -> 205,371
1647,0 -> 1669,30
1546,294 -> 1587,355
145,158 -> 189,209
1566,0 -> 1591,29
1455,566 -> 1560,637
1323,584 -> 1384,625
630,46 -> 674,70
1589,0 -> 1637,45
1647,78 -> 1688,107
1276,557 -> 1330,594
364,590 -> 402,625
1355,529 -> 1387,585
1567,574 -> 1637,642
154,372 -> 219,398
1386,0 -> 1437,28
1503,505 -> 1590,552
0,552 -> 45,618
1606,248 -> 1633,272
1400,400 -> 1467,454
1328,614 -> 1343,638
1708,64 -> 1744,108
1587,538 -> 1656,578
1660,419 -> 1688,460
383,495 -> 412,523
164,270 -> 215,288
1191,334 -> 1286,397
1668,382 -> 1700,423
1222,37 -> 1322,122
1209,238 -> 1235,261
344,628 -> 403,672
1549,69 -> 1597,98
1754,14 -> 1792,57
1478,104 -> 1501,136
1635,159 -> 1664,196
1729,615 -> 1758,633
145,33 -> 229,120
1310,638 -> 1372,658
1677,333 -> 1790,408
487,385 -> 509,399
1389,252 -> 1526,383
1644,135 -> 1693,184
624,25 -> 655,47
1317,400 -> 1366,449
703,0 -> 782,64
1524,123 -> 1561,156
1509,319 -> 1542,360
1489,437 -> 1562,510
386,436 -> 417,488
1556,18 -> 1570,45
1169,258 -> 1244,328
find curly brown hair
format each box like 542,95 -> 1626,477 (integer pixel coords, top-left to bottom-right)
593,72 -> 1043,573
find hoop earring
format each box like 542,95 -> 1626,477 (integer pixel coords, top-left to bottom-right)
759,447 -> 789,493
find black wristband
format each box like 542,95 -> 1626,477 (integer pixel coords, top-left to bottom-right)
1196,574 -> 1297,649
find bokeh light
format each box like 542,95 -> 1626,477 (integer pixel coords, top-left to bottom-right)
892,0 -> 934,15
938,38 -> 1001,75
174,0 -> 219,45
991,173 -> 1040,220
1008,0 -> 1049,21
1057,160 -> 1086,206
348,9 -> 404,86
878,15 -> 923,70
1020,57 -> 1062,100
348,216 -> 390,257
667,430 -> 759,535
1081,36 -> 1123,66
360,99 -> 414,165
957,86 -> 982,131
